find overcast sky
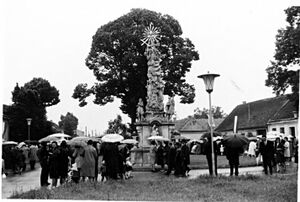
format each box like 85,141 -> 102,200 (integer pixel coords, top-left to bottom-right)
1,0 -> 297,135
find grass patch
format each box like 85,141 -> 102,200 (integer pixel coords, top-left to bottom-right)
10,172 -> 297,201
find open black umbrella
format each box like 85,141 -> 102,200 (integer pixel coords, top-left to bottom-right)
222,134 -> 249,149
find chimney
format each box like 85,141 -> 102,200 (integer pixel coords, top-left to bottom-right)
242,101 -> 246,104
292,111 -> 298,118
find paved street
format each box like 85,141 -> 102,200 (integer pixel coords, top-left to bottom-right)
2,167 -> 41,199
1,165 -> 267,199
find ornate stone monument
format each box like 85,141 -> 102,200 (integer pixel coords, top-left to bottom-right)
132,23 -> 175,168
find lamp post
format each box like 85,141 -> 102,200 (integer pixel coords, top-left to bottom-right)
26,118 -> 32,140
198,72 -> 220,176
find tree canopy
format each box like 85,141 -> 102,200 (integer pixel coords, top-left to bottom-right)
58,112 -> 79,136
266,7 -> 299,109
105,115 -> 128,135
193,106 -> 227,119
73,8 -> 199,123
7,78 -> 60,141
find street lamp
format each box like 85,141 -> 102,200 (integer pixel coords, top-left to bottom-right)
26,118 -> 32,140
198,72 -> 220,176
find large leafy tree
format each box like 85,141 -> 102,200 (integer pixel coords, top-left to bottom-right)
73,8 -> 199,124
266,7 -> 300,109
194,106 -> 227,119
7,78 -> 60,141
58,112 -> 79,136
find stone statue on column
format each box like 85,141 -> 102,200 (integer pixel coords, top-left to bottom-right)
165,96 -> 175,120
136,98 -> 144,122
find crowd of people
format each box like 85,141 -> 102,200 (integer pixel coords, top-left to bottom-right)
148,140 -> 190,177
2,133 -> 298,188
248,135 -> 298,175
2,143 -> 39,175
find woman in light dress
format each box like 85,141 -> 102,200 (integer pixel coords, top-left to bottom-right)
248,141 -> 257,157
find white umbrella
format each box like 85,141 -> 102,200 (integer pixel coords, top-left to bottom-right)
187,139 -> 203,144
17,142 -> 27,148
48,133 -> 71,139
2,141 -> 18,146
39,136 -> 60,142
148,136 -> 170,142
257,133 -> 279,141
121,139 -> 138,144
101,134 -> 124,143
69,136 -> 99,146
213,136 -> 223,141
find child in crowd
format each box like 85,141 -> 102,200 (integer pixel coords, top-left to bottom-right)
100,160 -> 107,182
69,163 -> 80,183
125,157 -> 133,179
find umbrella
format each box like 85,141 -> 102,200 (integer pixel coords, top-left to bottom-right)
2,141 -> 18,146
69,136 -> 99,146
39,136 -> 60,142
257,134 -> 279,141
68,140 -> 87,147
101,134 -> 124,143
213,136 -> 223,141
223,134 -> 249,149
48,133 -> 71,139
148,136 -> 170,142
247,137 -> 258,141
187,139 -> 203,144
173,136 -> 189,140
24,140 -> 39,145
121,139 -> 138,144
17,142 -> 27,148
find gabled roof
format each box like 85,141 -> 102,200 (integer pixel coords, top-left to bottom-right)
175,117 -> 224,132
216,95 -> 293,132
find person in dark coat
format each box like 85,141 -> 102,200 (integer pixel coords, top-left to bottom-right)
165,142 -> 176,175
225,146 -> 243,176
181,141 -> 191,176
203,137 -> 218,176
103,142 -> 119,179
163,141 -> 170,169
93,142 -> 99,181
174,142 -> 184,177
117,143 -> 128,179
37,142 -> 50,186
49,141 -> 61,187
59,141 -> 70,185
258,134 -> 275,175
156,141 -> 165,171
274,138 -> 285,172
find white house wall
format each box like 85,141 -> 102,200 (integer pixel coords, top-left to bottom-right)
268,119 -> 298,138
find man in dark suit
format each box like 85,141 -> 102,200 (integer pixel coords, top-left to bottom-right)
259,134 -> 275,175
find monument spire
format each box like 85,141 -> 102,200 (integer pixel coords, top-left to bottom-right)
142,23 -> 165,115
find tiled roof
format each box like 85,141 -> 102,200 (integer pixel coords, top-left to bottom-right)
216,95 -> 293,132
268,99 -> 298,123
175,117 -> 224,132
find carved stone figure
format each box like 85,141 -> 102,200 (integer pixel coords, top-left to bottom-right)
136,98 -> 144,121
165,96 -> 175,120
151,124 -> 159,136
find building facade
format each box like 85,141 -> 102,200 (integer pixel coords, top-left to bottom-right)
216,95 -> 298,138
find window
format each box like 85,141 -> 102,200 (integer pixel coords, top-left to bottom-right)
280,127 -> 285,134
290,127 -> 295,137
272,128 -> 276,131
